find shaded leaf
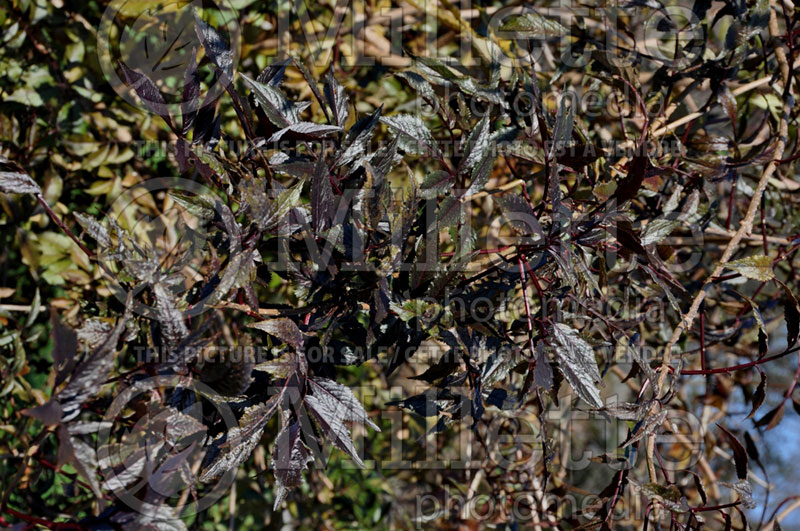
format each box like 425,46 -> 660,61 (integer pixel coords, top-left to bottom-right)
338,105 -> 383,167
182,49 -> 200,135
22,400 -> 63,426
551,93 -> 575,157
311,156 -> 334,232
437,196 -> 466,228
497,194 -> 540,235
58,298 -> 133,421
614,155 -> 649,203
386,390 -> 445,417
51,313 -> 78,386
743,431 -> 760,462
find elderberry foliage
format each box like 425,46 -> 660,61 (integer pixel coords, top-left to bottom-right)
2,1 -> 800,529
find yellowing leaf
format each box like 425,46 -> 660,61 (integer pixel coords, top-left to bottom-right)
726,255 -> 774,281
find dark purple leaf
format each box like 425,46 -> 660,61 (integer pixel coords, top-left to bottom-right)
497,193 -> 541,235
272,416 -> 314,509
420,170 -> 453,200
550,323 -> 603,408
305,377 -> 380,467
0,171 -> 41,195
192,9 -> 234,80
324,70 -> 349,127
201,396 -> 280,481
267,121 -> 342,142
746,369 -> 767,419
50,312 -> 78,386
743,430 -> 760,462
257,58 -> 291,86
614,154 -> 649,203
755,403 -> 785,430
153,283 -> 189,353
241,73 -> 297,128
182,48 -> 200,135
119,62 -> 174,129
58,296 -> 133,421
311,156 -> 333,232
784,284 -> 800,346
22,400 -> 63,426
249,318 -> 305,350
717,424 -> 748,480
338,105 -> 383,167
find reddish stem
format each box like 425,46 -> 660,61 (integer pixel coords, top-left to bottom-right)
35,195 -> 93,259
681,344 -> 800,375
2,507 -> 82,530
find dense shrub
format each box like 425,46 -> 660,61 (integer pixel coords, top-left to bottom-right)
1,0 -> 800,529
